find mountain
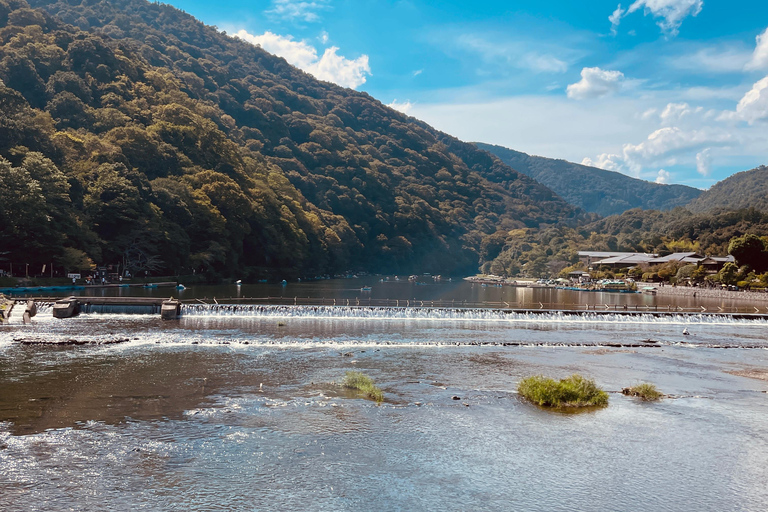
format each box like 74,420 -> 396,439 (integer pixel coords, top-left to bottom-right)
0,0 -> 581,278
686,165 -> 768,213
475,143 -> 702,217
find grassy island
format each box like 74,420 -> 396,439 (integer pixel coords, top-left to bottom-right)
622,383 -> 663,401
518,374 -> 609,408
342,371 -> 384,403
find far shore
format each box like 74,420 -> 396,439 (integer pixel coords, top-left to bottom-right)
651,284 -> 768,303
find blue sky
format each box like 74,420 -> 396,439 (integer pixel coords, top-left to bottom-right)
167,1 -> 768,189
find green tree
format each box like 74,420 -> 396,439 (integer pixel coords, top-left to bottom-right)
728,234 -> 768,272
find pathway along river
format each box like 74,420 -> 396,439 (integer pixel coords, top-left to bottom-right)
1,280 -> 768,511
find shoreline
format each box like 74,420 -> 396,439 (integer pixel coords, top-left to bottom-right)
650,284 -> 768,303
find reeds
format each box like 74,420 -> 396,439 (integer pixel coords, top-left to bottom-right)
518,374 -> 608,408
342,371 -> 384,403
622,383 -> 663,401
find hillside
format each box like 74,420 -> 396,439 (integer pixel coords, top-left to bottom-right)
686,165 -> 768,213
475,143 -> 701,217
0,0 -> 581,279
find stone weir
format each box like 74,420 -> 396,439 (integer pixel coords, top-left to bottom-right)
46,297 -> 182,320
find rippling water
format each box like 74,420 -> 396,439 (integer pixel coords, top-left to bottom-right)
1,303 -> 768,511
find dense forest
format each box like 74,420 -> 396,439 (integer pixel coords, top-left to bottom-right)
686,165 -> 768,214
476,143 -> 702,217
0,0 -> 582,279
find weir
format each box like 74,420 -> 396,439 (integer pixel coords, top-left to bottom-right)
5,297 -> 768,323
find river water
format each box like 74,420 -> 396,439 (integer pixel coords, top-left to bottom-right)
1,280 -> 768,511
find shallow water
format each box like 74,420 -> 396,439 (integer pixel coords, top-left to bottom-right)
1,304 -> 768,511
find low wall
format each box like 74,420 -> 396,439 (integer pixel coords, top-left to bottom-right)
651,284 -> 768,303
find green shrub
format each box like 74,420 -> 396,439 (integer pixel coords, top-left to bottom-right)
518,374 -> 608,408
622,383 -> 663,401
342,371 -> 384,403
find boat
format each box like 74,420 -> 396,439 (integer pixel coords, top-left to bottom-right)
361,286 -> 372,292
642,286 -> 657,295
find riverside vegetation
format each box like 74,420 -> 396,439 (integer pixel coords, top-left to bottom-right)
342,371 -> 384,403
518,374 -> 609,408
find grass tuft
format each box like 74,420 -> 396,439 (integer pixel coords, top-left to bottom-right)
622,383 -> 663,401
518,374 -> 609,408
342,371 -> 384,403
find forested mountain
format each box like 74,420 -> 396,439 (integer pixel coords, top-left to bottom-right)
686,165 -> 768,213
475,143 -> 702,217
0,0 -> 581,279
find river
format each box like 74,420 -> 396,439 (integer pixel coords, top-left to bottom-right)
1,279 -> 767,511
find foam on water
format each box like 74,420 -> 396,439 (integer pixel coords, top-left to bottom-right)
180,304 -> 768,326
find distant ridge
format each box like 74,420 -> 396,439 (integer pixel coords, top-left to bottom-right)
686,165 -> 768,213
475,143 -> 702,217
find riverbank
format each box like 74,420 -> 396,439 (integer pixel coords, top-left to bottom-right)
651,284 -> 768,303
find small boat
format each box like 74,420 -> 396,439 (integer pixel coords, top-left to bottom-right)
642,287 -> 657,295
361,286 -> 372,292
176,284 -> 186,291
143,283 -> 158,289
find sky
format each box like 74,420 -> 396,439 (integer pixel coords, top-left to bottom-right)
165,0 -> 768,189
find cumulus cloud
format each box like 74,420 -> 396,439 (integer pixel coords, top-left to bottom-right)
236,30 -> 371,89
655,169 -> 671,184
581,127 -> 729,178
622,127 -> 730,173
722,76 -> 768,124
659,102 -> 703,125
581,153 -> 623,171
696,148 -> 712,176
746,27 -> 768,71
612,0 -> 703,36
567,67 -> 625,99
387,99 -> 413,114
266,0 -> 330,23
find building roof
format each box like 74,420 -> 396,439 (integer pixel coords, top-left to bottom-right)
595,254 -> 657,265
578,251 -> 647,258
650,252 -> 704,263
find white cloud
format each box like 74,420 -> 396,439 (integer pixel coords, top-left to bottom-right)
621,126 -> 730,174
659,102 -> 703,125
412,69 -> 423,77
609,4 -> 625,35
581,153 -> 623,171
696,148 -> 711,176
319,31 -> 329,44
615,0 -> 703,36
655,169 -> 671,183
722,76 -> 768,124
567,67 -> 625,99
266,0 -> 330,23
235,30 -> 371,89
387,99 -> 413,114
578,126 -> 730,179
746,27 -> 768,71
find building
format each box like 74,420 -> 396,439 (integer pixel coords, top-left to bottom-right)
577,251 -> 735,273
